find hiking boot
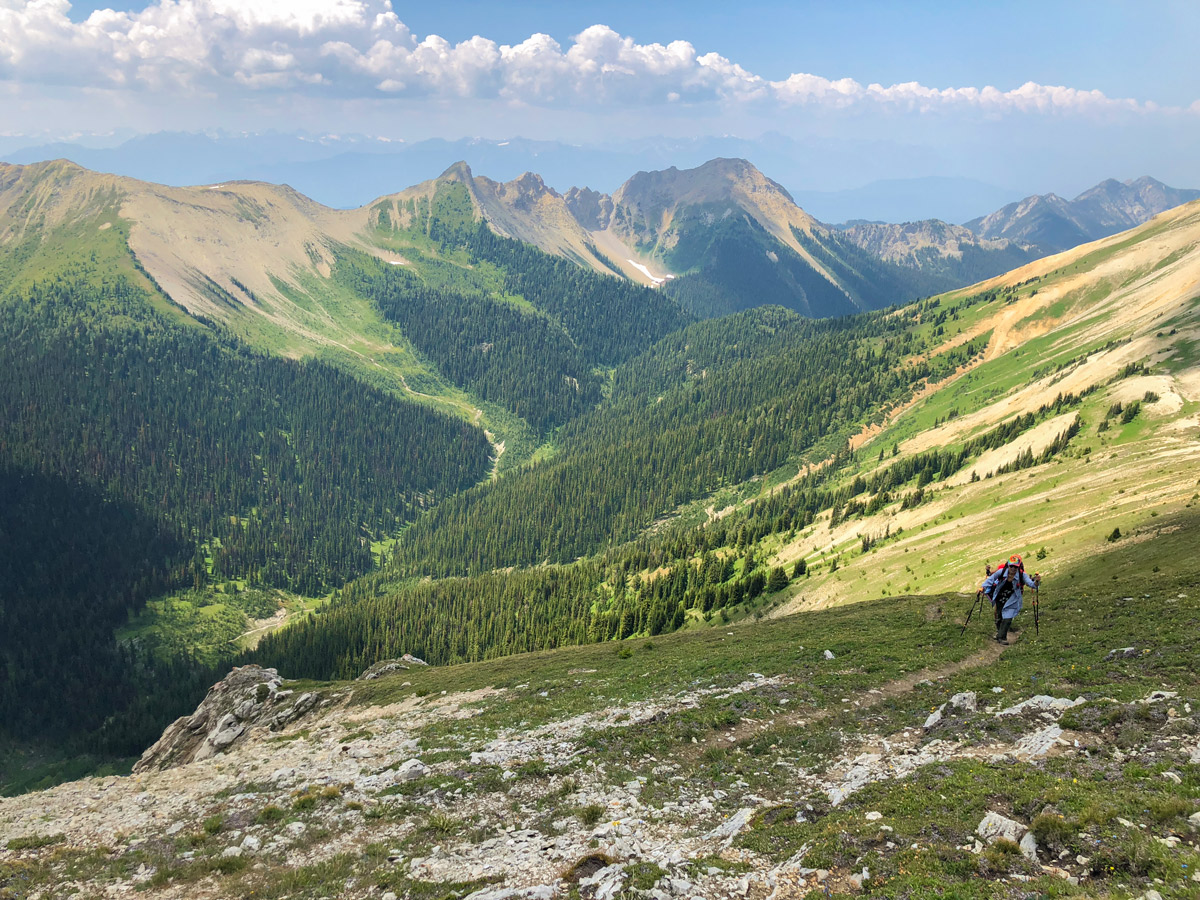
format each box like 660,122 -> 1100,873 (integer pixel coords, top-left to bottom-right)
993,634 -> 1008,644
997,618 -> 1013,643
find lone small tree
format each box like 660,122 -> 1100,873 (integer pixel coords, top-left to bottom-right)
767,566 -> 790,593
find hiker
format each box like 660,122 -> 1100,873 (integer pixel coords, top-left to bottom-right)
981,555 -> 1040,644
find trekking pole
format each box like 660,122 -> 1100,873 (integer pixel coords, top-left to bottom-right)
1034,584 -> 1040,636
960,590 -> 983,636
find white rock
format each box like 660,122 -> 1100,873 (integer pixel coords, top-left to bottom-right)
382,893 -> 398,900
1189,811 -> 1200,826
865,811 -> 883,821
704,807 -> 755,845
977,811 -> 1026,844
1143,691 -> 1177,703
1019,831 -> 1039,861
923,704 -> 946,730
823,650 -> 835,660
285,821 -> 307,836
241,835 -> 261,853
221,845 -> 243,858
1008,725 -> 1064,761
1162,772 -> 1182,784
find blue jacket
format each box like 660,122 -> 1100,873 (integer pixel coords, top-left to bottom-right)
982,566 -> 1038,618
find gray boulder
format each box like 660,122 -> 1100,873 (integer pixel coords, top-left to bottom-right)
396,759 -> 430,782
133,665 -> 320,772
357,659 -> 411,681
950,691 -> 977,712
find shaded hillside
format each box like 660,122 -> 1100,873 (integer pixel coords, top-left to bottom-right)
0,246 -> 491,755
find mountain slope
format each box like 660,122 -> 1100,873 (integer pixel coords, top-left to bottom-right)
2,518 -> 1197,898
966,175 -> 1200,252
250,198 -> 1200,687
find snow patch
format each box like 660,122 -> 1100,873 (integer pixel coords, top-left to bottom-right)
626,259 -> 668,285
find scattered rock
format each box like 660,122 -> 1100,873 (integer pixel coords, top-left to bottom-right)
823,650 -> 836,660
1142,691 -> 1177,703
996,695 -> 1085,717
221,845 -> 243,858
865,811 -> 883,821
401,654 -> 428,666
848,866 -> 870,889
1006,725 -> 1064,761
1019,831 -> 1039,862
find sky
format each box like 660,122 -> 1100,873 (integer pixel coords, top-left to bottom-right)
2,0 -> 1198,195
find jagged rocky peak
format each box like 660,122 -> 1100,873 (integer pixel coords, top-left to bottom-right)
564,186 -> 614,230
133,664 -> 323,773
492,170 -> 561,211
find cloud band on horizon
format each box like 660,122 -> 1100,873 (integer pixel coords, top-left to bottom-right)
0,0 -> 1190,117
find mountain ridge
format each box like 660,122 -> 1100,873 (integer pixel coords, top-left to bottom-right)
966,175 -> 1200,252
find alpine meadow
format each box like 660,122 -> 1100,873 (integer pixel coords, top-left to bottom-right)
2,39 -> 1200,898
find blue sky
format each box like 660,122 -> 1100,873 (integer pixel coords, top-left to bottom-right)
6,0 -> 1199,193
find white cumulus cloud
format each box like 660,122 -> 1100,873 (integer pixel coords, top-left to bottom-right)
0,1 -> 1185,117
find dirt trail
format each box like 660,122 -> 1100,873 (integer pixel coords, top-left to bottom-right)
687,629 -> 1012,757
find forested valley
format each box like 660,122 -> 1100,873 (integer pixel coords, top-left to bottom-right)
253,291 -> 1057,681
0,264 -> 491,767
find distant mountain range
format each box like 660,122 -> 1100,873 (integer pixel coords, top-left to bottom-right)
0,131 -> 1012,222
4,155 -> 1195,332
965,177 -> 1200,252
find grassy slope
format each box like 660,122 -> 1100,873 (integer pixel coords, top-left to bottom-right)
5,511 -> 1196,898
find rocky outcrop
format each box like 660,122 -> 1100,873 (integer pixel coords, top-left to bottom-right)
133,665 -> 321,772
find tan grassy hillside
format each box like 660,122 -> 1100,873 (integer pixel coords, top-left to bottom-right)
764,200 -> 1200,611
